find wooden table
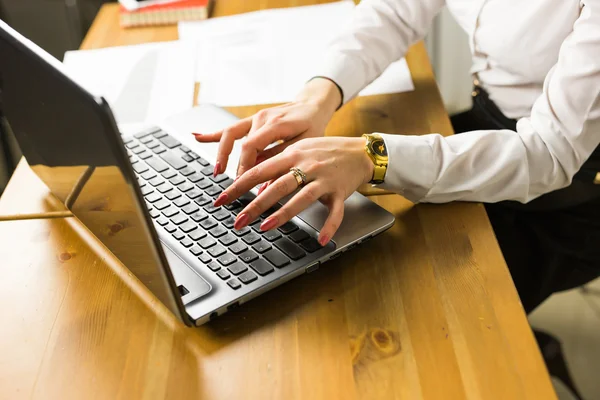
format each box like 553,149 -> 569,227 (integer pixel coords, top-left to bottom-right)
0,2 -> 556,399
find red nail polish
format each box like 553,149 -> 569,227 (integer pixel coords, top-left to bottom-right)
213,162 -> 221,177
319,235 -> 330,246
260,216 -> 278,231
235,213 -> 250,230
192,132 -> 203,136
257,182 -> 268,195
213,192 -> 228,207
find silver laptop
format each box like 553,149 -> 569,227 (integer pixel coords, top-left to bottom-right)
0,21 -> 395,326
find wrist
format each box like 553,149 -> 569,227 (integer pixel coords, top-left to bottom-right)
353,137 -> 375,185
295,77 -> 342,120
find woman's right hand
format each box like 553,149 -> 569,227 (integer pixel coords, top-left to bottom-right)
193,77 -> 342,177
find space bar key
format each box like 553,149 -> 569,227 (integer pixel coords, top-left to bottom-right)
160,152 -> 187,170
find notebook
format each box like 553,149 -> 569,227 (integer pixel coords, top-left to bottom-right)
119,0 -> 212,28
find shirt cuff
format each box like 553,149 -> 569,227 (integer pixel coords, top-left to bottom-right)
377,133 -> 436,203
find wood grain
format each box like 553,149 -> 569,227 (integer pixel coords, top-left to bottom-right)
0,2 -> 556,399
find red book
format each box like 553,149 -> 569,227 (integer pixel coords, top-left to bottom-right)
119,0 -> 213,28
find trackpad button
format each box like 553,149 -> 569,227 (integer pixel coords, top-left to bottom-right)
162,244 -> 211,305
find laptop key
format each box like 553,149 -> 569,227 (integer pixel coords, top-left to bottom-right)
227,279 -> 242,290
223,216 -> 235,229
162,169 -> 177,179
199,237 -> 216,249
217,269 -> 230,280
164,223 -> 177,233
156,182 -> 173,194
158,135 -> 181,149
149,209 -> 161,218
209,245 -> 227,258
224,200 -> 242,211
173,197 -> 190,208
278,222 -> 298,235
264,248 -> 290,268
140,170 -> 156,181
200,217 -> 217,230
180,238 -> 193,248
263,230 -> 282,242
189,245 -> 203,256
230,242 -> 248,255
126,142 -> 139,149
171,214 -> 188,225
299,237 -> 322,253
219,233 -> 237,246
161,206 -> 179,218
205,186 -> 222,197
199,254 -> 211,264
207,261 -> 221,272
189,228 -> 207,241
178,182 -> 194,192
242,232 -> 261,245
239,250 -> 259,264
274,238 -> 306,260
289,229 -> 310,243
210,225 -> 228,238
146,157 -> 169,173
152,146 -> 167,154
196,180 -> 212,190
194,195 -> 211,207
196,158 -> 210,167
210,174 -> 229,184
165,190 -> 181,201
180,221 -> 197,233
156,217 -> 169,226
182,154 -> 194,162
141,186 -> 154,196
160,152 -> 186,169
132,162 -> 149,174
170,175 -> 185,186
182,204 -> 199,215
252,240 -> 272,254
145,192 -> 162,203
238,270 -> 258,285
186,189 -> 203,200
145,140 -> 160,149
135,127 -> 161,139
188,172 -> 204,183
233,226 -> 251,237
203,204 -> 219,214
261,207 -> 279,219
227,262 -> 247,276
218,253 -> 237,266
219,177 -> 235,189
138,150 -> 153,160
154,199 -> 171,210
148,176 -> 164,187
172,230 -> 185,240
250,259 -> 274,276
191,211 -> 208,222
200,165 -> 213,176
180,166 -> 195,176
213,209 -> 230,221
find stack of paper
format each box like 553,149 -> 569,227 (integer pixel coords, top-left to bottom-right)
63,41 -> 196,135
179,1 -> 414,107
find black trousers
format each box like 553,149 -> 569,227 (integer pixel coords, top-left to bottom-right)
451,87 -> 600,313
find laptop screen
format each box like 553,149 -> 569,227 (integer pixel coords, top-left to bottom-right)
0,21 -> 189,324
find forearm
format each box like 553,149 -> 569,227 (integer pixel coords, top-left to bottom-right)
295,77 -> 342,122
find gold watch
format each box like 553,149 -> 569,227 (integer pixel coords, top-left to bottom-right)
362,133 -> 388,184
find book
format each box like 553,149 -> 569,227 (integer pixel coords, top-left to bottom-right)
119,0 -> 212,28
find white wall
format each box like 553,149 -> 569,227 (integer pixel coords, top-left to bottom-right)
425,7 -> 473,116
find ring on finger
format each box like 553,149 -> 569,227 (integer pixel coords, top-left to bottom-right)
290,167 -> 308,187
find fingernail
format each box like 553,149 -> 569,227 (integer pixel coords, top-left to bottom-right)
257,182 -> 268,195
213,192 -> 228,207
213,162 -> 221,177
192,132 -> 203,136
319,235 -> 330,246
234,213 -> 250,230
260,216 -> 278,231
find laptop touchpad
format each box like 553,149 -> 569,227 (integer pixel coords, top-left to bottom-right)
162,244 -> 212,305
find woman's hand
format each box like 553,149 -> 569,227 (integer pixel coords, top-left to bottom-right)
213,136 -> 374,246
193,78 -> 342,178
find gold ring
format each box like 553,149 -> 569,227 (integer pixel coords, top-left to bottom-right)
290,167 -> 307,187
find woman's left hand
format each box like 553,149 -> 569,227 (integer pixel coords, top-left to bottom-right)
213,136 -> 374,246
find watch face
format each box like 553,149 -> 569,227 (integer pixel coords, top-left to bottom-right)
371,138 -> 387,157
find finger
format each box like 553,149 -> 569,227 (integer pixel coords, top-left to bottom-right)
234,173 -> 299,230
237,121 -> 300,177
213,151 -> 298,208
259,182 -> 324,232
193,131 -> 222,142
257,179 -> 274,195
256,135 -> 303,161
213,117 -> 252,176
318,197 -> 345,246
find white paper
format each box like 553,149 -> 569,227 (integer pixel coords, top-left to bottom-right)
63,41 -> 196,135
118,0 -> 181,11
178,1 -> 414,107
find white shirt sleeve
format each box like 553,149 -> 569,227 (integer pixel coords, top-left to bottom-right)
315,0 -> 446,103
317,0 -> 600,204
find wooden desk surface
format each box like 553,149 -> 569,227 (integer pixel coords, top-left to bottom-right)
0,2 -> 556,399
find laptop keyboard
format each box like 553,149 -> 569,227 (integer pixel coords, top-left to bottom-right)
123,127 -> 322,291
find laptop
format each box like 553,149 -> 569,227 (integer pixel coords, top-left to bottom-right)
0,20 -> 395,326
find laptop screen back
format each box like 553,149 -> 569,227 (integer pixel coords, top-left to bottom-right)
0,21 -> 189,324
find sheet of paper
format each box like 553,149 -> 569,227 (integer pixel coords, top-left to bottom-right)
178,1 -> 414,107
63,41 -> 196,135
